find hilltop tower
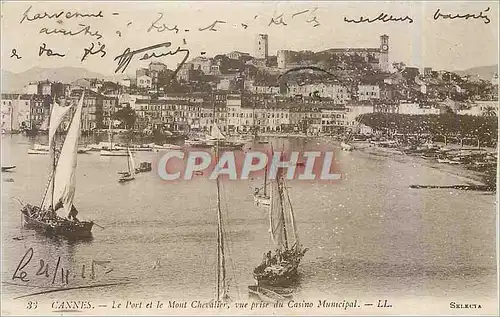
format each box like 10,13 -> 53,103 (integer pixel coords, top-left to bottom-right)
255,34 -> 269,59
379,34 -> 389,72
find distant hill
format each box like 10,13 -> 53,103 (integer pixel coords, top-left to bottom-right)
455,65 -> 498,81
1,67 -> 127,93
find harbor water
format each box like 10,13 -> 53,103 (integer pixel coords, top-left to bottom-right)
1,134 -> 497,314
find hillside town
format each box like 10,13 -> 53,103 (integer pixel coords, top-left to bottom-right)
1,34 -> 498,138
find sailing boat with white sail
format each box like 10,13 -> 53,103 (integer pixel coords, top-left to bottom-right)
253,162 -> 308,286
100,119 -> 128,156
118,148 -> 136,182
253,164 -> 270,207
20,93 -> 94,238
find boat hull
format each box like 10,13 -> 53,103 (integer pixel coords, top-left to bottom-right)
340,142 -> 353,151
100,150 -> 129,157
28,149 -> 49,155
248,285 -> 286,303
21,207 -> 93,238
2,165 -> 16,171
253,265 -> 300,286
253,194 -> 271,206
118,176 -> 135,182
254,247 -> 307,286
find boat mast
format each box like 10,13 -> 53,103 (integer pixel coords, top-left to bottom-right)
283,177 -> 299,248
127,148 -> 131,173
277,167 -> 289,250
108,115 -> 113,150
49,95 -> 58,209
214,95 -> 227,302
263,164 -> 268,196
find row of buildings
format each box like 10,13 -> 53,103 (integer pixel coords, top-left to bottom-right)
1,86 -> 498,135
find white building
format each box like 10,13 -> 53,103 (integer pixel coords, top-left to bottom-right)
1,94 -> 32,132
137,75 -> 152,89
399,103 -> 440,115
320,108 -> 348,133
345,104 -> 374,128
217,79 -> 231,91
287,83 -> 350,104
253,85 -> 280,95
24,82 -> 38,94
357,85 -> 380,100
457,101 -> 498,116
191,56 -> 213,74
226,51 -> 250,60
120,78 -> 132,88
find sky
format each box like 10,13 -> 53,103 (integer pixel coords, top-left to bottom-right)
1,1 -> 498,77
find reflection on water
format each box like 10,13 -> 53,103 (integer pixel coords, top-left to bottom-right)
1,134 -> 497,303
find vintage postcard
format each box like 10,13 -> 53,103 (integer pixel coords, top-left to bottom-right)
1,1 -> 498,316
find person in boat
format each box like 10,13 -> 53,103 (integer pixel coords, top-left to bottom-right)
53,201 -> 80,222
68,205 -> 80,222
276,249 -> 282,263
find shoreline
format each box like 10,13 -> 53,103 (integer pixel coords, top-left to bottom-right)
352,141 -> 491,187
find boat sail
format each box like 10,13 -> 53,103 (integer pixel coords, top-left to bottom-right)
101,118 -> 128,156
211,123 -> 226,140
21,93 -> 94,238
253,160 -> 308,286
118,148 -> 136,182
253,164 -> 270,207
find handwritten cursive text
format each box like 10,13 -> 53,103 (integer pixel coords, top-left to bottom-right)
344,13 -> 413,24
81,42 -> 107,62
148,13 -> 180,33
114,42 -> 190,79
433,7 -> 490,24
20,5 -> 103,24
39,43 -> 65,57
40,24 -> 103,40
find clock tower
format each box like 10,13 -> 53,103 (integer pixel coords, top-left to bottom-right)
380,34 -> 389,52
379,34 -> 389,72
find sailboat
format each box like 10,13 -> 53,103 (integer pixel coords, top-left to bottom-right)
341,113 -> 367,151
253,162 -> 308,286
253,164 -> 270,207
118,148 -> 136,182
100,119 -> 128,156
20,93 -> 94,238
210,124 -> 244,150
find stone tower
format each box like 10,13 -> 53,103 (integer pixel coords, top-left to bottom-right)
255,34 -> 269,59
379,34 -> 389,72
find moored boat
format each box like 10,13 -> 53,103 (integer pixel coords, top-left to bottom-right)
253,158 -> 308,286
2,165 -> 16,171
254,164 -> 270,207
21,93 -> 94,239
340,141 -> 353,151
135,162 -> 152,173
118,148 -> 136,183
100,149 -> 129,156
152,143 -> 182,151
28,149 -> 49,155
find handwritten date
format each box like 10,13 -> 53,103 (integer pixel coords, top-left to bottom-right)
12,247 -> 113,286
